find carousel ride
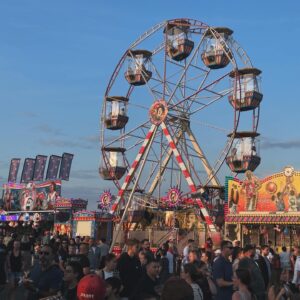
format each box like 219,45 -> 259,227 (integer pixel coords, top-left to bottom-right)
99,19 -> 263,248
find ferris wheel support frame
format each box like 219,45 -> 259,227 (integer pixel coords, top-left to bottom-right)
109,121 -> 217,249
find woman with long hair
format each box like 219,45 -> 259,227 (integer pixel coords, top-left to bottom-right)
232,268 -> 254,300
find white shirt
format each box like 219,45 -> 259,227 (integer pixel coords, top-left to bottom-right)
292,256 -> 300,284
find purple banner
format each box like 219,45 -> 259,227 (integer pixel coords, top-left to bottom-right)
8,159 -> 21,183
59,153 -> 74,181
21,158 -> 36,183
46,155 -> 62,180
32,155 -> 48,181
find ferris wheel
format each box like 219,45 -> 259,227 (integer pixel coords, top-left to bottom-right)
99,18 -> 263,233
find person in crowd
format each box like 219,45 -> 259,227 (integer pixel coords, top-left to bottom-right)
24,244 -> 63,299
117,238 -> 142,299
42,231 -> 51,246
238,244 -> 265,300
181,262 -> 203,300
77,273 -> 106,300
88,238 -> 101,271
139,250 -> 151,274
68,244 -> 76,256
60,261 -> 84,300
201,250 -> 212,271
75,236 -> 81,253
280,246 -> 291,280
256,244 -> 272,288
272,249 -> 282,286
292,245 -> 300,287
69,238 -> 76,246
232,268 -> 254,300
105,277 -> 122,300
157,248 -> 170,284
182,239 -> 194,265
58,239 -> 69,271
161,277 -> 193,300
188,248 -> 200,264
97,253 -> 119,280
68,242 -> 90,275
194,260 -> 217,300
0,235 -> 7,289
163,242 -> 174,275
233,240 -> 241,248
7,240 -> 24,292
99,238 -> 110,262
212,240 -> 234,300
141,239 -> 154,259
204,237 -> 213,253
213,248 -> 221,262
21,234 -> 32,272
131,259 -> 161,300
232,247 -> 243,273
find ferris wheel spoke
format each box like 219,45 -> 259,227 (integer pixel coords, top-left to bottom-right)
166,32 -> 206,105
169,71 -> 230,112
189,88 -> 232,115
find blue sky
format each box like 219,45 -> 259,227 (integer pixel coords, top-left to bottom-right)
0,1 -> 300,209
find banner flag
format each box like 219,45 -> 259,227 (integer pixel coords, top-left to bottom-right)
46,155 -> 62,180
32,155 -> 48,181
20,158 -> 36,183
8,158 -> 21,183
59,153 -> 74,181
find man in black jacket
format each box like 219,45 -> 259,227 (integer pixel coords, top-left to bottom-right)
131,259 -> 160,300
256,245 -> 271,288
117,239 -> 141,299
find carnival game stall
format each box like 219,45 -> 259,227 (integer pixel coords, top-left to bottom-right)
72,210 -> 113,241
225,167 -> 300,247
54,198 -> 88,236
0,180 -> 62,233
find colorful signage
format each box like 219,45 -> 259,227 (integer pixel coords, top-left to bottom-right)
1,180 -> 61,211
227,167 -> 300,214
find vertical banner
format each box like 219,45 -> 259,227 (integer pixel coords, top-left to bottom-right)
32,155 -> 48,181
20,158 -> 36,183
46,155 -> 62,180
8,158 -> 21,183
59,153 -> 74,181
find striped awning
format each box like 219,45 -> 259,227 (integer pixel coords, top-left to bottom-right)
225,214 -> 300,224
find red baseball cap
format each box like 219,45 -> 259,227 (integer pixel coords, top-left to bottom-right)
77,274 -> 106,300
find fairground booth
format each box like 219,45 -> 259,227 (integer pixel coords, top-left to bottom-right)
54,198 -> 88,236
0,153 -> 75,235
72,210 -> 113,241
225,166 -> 300,247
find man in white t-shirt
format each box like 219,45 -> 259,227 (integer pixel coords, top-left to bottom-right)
292,246 -> 300,286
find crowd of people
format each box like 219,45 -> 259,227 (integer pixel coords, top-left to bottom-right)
1,232 -> 300,300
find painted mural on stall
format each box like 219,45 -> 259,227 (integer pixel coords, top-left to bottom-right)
228,166 -> 300,214
1,180 -> 61,211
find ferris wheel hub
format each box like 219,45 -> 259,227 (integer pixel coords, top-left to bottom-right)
149,99 -> 168,125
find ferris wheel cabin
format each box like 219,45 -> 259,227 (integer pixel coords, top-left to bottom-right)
226,132 -> 261,173
104,96 -> 129,130
165,20 -> 194,62
229,68 -> 263,111
124,50 -> 152,86
201,27 -> 233,69
99,147 -> 127,180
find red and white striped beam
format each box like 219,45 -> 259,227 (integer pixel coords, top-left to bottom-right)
109,124 -> 157,214
160,122 -> 216,232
